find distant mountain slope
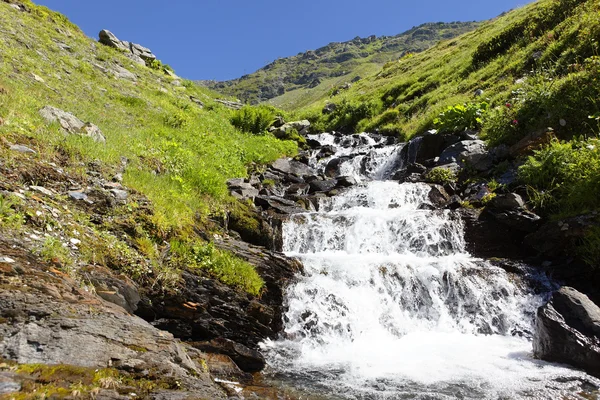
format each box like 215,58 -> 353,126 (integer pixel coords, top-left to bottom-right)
202,22 -> 479,108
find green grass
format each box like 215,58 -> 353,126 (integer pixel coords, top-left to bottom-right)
0,1 -> 297,294
293,0 -> 599,141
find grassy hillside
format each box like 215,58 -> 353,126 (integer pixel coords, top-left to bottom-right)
296,0 -> 600,264
203,22 -> 479,108
0,0 -> 297,294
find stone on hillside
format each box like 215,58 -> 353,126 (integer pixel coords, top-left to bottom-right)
215,99 -> 244,110
438,140 -> 491,171
39,106 -> 106,143
270,120 -> 311,138
189,96 -> 204,108
113,65 -> 137,81
533,287 -> 600,378
322,103 -> 337,114
9,144 -> 36,154
98,30 -> 156,64
227,179 -> 259,200
98,29 -> 130,52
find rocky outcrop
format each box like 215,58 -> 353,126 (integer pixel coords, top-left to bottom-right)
533,287 -> 600,378
39,106 -> 106,143
136,238 -> 302,356
0,241 -> 226,398
98,30 -> 156,65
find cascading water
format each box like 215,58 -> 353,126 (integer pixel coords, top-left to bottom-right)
261,133 -> 598,399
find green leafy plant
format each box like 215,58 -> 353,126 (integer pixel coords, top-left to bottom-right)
425,167 -> 457,184
230,105 -> 279,135
433,102 -> 488,133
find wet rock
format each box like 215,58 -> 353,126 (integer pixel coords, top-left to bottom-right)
9,144 -> 36,154
285,183 -> 310,196
324,156 -> 351,178
428,184 -> 450,207
336,176 -> 357,188
438,140 -> 491,171
193,338 -> 265,373
255,195 -> 306,214
270,158 -> 314,178
309,179 -> 338,194
533,287 -> 600,378
316,145 -> 336,159
39,106 -> 106,143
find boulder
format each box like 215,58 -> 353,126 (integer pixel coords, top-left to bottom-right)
309,179 -> 338,194
270,120 -> 311,137
428,184 -> 450,207
336,176 -> 357,188
438,140 -> 491,171
254,195 -> 306,214
40,106 -> 106,143
227,178 -> 259,200
98,30 -> 156,63
489,193 -> 526,210
270,157 -> 314,178
533,287 -> 600,378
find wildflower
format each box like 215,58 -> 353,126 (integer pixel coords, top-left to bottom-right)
505,103 -> 512,108
511,119 -> 519,125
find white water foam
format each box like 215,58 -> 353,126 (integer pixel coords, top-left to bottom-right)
262,135 -> 599,399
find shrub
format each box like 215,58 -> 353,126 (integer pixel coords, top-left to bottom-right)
433,102 -> 488,133
230,105 -> 278,135
425,167 -> 457,184
519,137 -> 600,215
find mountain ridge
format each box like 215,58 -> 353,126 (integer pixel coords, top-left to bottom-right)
201,21 -> 480,108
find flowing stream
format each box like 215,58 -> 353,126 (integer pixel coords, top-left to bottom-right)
261,133 -> 598,399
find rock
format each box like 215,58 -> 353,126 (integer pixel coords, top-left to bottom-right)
0,252 -> 226,399
474,89 -> 485,96
316,145 -> 336,159
136,238 -> 303,350
110,189 -> 128,201
98,29 -> 129,52
438,140 -> 491,171
486,209 -> 541,233
285,183 -> 310,196
98,30 -> 156,63
525,214 -> 600,258
509,128 -> 554,157
270,120 -> 311,138
428,184 -> 450,207
255,195 -> 305,214
489,193 -> 525,210
68,190 -> 90,202
270,158 -> 314,177
39,106 -> 106,143
336,176 -> 357,188
309,179 -> 338,194
322,103 -> 337,114
193,338 -> 265,373
9,144 -> 36,154
189,96 -> 204,108
227,179 -> 259,200
113,65 -> 137,81
324,156 -> 351,178
533,287 -> 600,378
0,373 -> 21,394
83,266 -> 141,314
30,185 -> 54,197
407,132 -> 461,165
215,99 -> 243,110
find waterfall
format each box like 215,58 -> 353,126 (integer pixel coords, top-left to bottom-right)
261,133 -> 597,399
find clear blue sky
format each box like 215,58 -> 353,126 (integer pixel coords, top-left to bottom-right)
36,0 -> 530,81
